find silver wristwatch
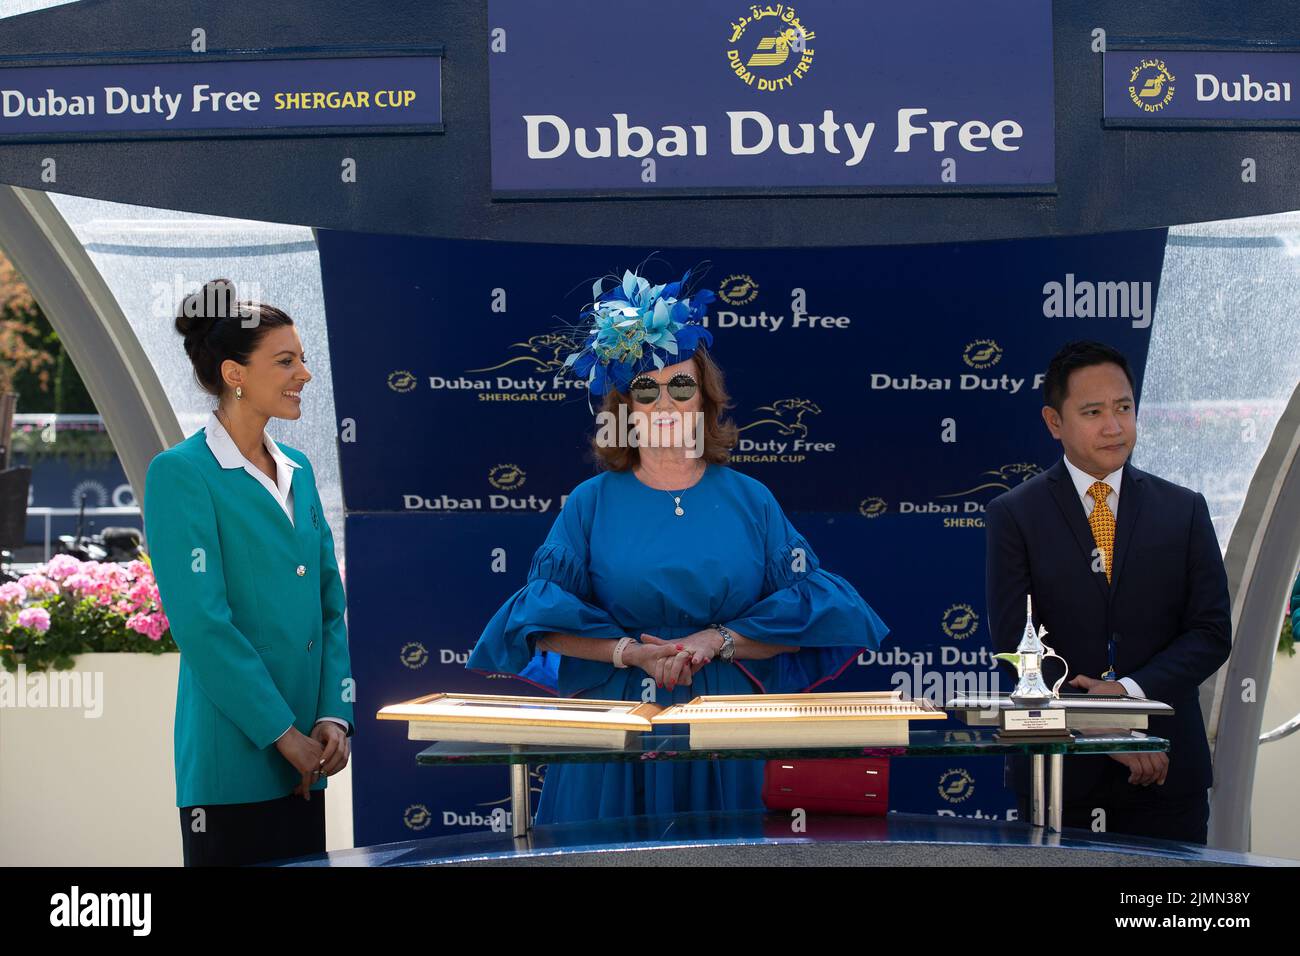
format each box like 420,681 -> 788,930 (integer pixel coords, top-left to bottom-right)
711,624 -> 735,662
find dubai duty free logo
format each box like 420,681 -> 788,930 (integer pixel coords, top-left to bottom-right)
962,339 -> 1003,370
403,804 -> 432,831
488,463 -> 526,491
1128,58 -> 1176,112
388,369 -> 418,392
858,496 -> 887,518
718,273 -> 759,306
941,603 -> 980,641
938,768 -> 975,804
400,642 -> 429,669
726,5 -> 815,91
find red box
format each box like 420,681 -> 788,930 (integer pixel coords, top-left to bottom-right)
762,758 -> 890,816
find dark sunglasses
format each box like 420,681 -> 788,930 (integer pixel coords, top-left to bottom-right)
629,373 -> 699,404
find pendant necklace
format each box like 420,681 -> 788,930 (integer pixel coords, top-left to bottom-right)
664,465 -> 704,517
667,489 -> 686,517
641,464 -> 703,517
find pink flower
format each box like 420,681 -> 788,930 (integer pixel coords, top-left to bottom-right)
62,573 -> 98,596
43,554 -> 83,581
17,607 -> 50,633
126,611 -> 169,639
0,582 -> 26,606
17,574 -> 56,596
125,560 -> 152,580
82,563 -> 129,601
128,581 -> 157,610
94,563 -> 131,591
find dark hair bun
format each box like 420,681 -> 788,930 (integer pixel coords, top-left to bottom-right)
175,279 -> 241,354
174,279 -> 294,397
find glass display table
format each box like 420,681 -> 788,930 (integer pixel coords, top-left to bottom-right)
415,727 -> 1169,837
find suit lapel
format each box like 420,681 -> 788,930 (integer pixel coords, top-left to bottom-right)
1108,461 -> 1144,601
241,471 -> 298,540
289,456 -> 313,546
1046,458 -> 1110,604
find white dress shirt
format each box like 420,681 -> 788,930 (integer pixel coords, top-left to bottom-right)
205,410 -> 299,526
1061,455 -> 1144,699
204,411 -> 349,743
1062,454 -> 1122,519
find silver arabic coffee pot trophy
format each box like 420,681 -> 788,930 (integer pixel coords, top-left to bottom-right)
994,595 -> 1069,704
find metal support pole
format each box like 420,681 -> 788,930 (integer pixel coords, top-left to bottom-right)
1047,753 -> 1064,833
1030,753 -> 1045,827
510,761 -> 530,839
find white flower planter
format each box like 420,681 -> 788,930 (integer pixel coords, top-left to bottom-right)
0,652 -> 180,865
0,651 -> 354,865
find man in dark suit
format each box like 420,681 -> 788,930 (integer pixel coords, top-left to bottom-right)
985,340 -> 1231,845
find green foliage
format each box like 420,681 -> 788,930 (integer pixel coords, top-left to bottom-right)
4,303 -> 94,414
1,595 -> 177,672
1,557 -> 177,672
9,424 -> 118,468
54,347 -> 95,413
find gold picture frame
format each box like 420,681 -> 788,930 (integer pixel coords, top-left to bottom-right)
377,692 -> 663,748
652,689 -> 945,747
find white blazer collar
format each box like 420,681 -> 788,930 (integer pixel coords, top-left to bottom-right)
204,411 -> 301,473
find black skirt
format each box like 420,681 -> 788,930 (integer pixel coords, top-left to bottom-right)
179,791 -> 326,866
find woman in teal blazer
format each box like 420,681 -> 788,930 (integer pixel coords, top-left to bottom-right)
144,280 -> 354,866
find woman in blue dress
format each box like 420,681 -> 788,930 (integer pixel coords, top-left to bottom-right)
467,266 -> 889,824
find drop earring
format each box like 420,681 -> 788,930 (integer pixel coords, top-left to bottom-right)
235,386 -> 243,400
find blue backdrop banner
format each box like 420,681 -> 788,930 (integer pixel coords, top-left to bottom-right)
318,229 -> 1167,847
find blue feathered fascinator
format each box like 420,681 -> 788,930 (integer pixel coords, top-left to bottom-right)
562,266 -> 716,401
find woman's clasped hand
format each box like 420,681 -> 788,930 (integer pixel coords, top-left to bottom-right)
627,631 -> 724,690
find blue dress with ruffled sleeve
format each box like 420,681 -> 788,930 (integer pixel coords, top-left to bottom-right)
466,463 -> 889,825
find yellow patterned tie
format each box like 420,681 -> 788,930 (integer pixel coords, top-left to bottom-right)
1087,481 -> 1115,582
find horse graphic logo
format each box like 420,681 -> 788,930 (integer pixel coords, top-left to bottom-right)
467,333 -> 574,374
737,397 -> 822,439
936,462 -> 1042,499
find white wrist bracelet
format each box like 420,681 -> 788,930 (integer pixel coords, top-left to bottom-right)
612,636 -> 634,668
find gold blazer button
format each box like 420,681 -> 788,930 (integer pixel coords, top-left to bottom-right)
296,565 -> 306,576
